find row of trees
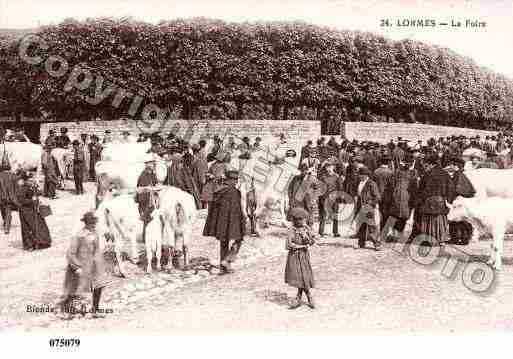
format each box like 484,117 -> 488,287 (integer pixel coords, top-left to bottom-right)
1,18 -> 512,133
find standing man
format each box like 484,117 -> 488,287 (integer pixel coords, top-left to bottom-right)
80,133 -> 90,182
72,140 -> 85,195
252,137 -> 262,152
354,166 -> 382,251
318,159 -> 344,237
44,129 -> 57,147
191,144 -> 208,208
41,144 -> 61,199
135,156 -> 159,224
102,130 -> 113,145
88,135 -> 102,181
373,156 -> 393,230
287,163 -> 314,226
120,131 -> 131,143
203,170 -> 246,275
391,142 -> 405,171
56,127 -> 71,148
0,126 -> 18,234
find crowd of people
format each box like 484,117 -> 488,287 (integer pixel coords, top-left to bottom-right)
290,133 -> 513,252
3,123 -> 513,313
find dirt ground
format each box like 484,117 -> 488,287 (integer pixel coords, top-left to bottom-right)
1,181 -> 513,332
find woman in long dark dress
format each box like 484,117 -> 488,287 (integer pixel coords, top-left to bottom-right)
16,172 -> 52,250
413,155 -> 454,246
447,158 -> 475,245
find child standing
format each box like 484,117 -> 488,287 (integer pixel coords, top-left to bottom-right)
285,207 -> 317,309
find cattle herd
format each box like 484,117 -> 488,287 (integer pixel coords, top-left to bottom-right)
2,127 -> 513,273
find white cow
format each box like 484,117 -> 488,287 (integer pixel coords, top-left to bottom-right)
95,194 -> 145,276
101,140 -> 152,163
95,159 -> 167,190
3,142 -> 42,171
149,186 -> 198,272
447,196 -> 513,270
464,168 -> 513,199
51,147 -> 73,179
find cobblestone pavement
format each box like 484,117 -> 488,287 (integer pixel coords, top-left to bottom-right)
1,181 -> 513,332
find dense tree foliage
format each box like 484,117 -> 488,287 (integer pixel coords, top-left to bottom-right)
1,18 -> 512,132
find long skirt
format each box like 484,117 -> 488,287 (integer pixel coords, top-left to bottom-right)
417,213 -> 449,244
285,249 -> 315,289
19,207 -> 52,250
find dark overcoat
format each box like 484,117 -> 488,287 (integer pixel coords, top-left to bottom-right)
203,185 -> 246,241
415,165 -> 453,215
287,174 -> 314,223
384,169 -> 417,219
17,183 -> 52,249
200,161 -> 226,202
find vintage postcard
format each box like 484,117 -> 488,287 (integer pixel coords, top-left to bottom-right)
0,0 -> 511,356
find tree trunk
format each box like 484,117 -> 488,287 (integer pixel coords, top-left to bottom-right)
182,101 -> 192,120
282,105 -> 289,121
272,103 -> 280,121
236,102 -> 244,120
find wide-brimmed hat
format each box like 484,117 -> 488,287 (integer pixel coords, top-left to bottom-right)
81,211 -> 98,224
289,207 -> 309,220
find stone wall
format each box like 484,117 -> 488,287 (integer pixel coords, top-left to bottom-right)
342,122 -> 498,143
40,119 -> 321,166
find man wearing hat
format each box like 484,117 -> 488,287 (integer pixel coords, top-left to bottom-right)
191,143 -> 208,207
252,137 -> 262,152
203,170 -> 246,274
392,140 -> 405,170
72,140 -> 85,195
41,144 -> 61,199
80,133 -> 90,182
56,127 -> 71,148
88,135 -> 102,181
354,166 -> 382,250
135,155 -> 159,225
102,130 -> 113,145
287,163 -> 314,225
318,158 -> 344,237
120,131 -> 131,144
373,156 -> 393,230
62,211 -> 110,318
44,129 -> 57,147
0,126 -> 18,234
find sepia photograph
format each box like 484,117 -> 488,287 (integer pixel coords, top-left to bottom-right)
0,0 -> 512,356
